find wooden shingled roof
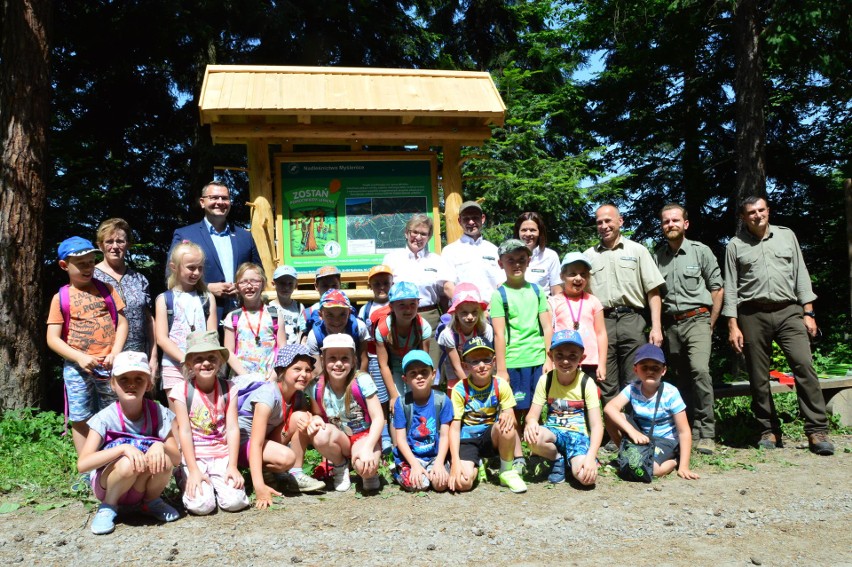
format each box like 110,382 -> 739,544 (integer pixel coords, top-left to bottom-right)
198,65 -> 506,146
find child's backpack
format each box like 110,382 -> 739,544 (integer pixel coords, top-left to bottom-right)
162,289 -> 211,333
311,316 -> 362,351
376,310 -> 426,359
496,283 -> 543,343
542,369 -> 591,434
401,390 -> 447,433
360,300 -> 387,356
227,305 -> 280,356
58,280 -> 117,341
312,374 -> 369,423
235,380 -> 271,418
185,377 -> 231,414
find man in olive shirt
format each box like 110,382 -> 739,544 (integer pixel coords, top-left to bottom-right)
585,204 -> 665,443
724,196 -> 833,455
655,204 -> 723,455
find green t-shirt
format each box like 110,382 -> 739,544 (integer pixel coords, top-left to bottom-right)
490,283 -> 548,368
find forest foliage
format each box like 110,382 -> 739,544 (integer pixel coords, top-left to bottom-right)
14,0 -> 852,402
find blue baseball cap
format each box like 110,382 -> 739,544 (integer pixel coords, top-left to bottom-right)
634,343 -> 666,365
401,350 -> 433,372
389,281 -> 420,302
58,236 -> 99,261
461,336 -> 495,359
551,329 -> 585,351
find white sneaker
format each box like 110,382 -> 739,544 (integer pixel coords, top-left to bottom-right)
362,475 -> 381,492
332,462 -> 351,492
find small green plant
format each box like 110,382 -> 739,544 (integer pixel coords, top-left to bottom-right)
0,409 -> 80,501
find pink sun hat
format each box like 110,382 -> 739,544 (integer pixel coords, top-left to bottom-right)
448,286 -> 488,314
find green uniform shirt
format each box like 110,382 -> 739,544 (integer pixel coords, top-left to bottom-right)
654,238 -> 723,314
722,225 -> 817,318
584,237 -> 665,309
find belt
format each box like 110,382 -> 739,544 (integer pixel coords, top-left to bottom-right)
418,304 -> 438,313
603,306 -> 642,317
741,300 -> 794,313
671,306 -> 709,321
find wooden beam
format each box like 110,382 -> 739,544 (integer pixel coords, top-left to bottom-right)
443,142 -> 463,244
246,141 -> 277,287
210,123 -> 493,142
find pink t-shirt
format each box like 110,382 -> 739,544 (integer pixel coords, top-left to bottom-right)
170,379 -> 239,460
548,292 -> 603,366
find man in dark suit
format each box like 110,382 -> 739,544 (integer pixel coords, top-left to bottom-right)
171,180 -> 261,321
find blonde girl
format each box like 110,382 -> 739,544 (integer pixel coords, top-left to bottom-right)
437,285 -> 493,389
307,334 -> 385,493
223,262 -> 286,378
78,351 -> 179,535
170,331 -> 249,515
374,281 -> 432,406
155,241 -> 218,405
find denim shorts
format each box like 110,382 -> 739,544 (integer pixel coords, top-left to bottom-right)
507,364 -> 543,410
546,427 -> 591,461
64,361 -> 117,422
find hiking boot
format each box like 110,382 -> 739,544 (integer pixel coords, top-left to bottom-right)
757,432 -> 780,450
332,461 -> 351,492
547,456 -> 566,484
695,438 -> 716,455
90,504 -> 117,535
498,469 -> 527,494
807,432 -> 834,456
362,475 -> 381,492
140,498 -> 179,522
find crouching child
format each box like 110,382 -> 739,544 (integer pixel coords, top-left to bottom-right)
448,337 -> 526,494
392,350 -> 452,492
524,330 -> 603,486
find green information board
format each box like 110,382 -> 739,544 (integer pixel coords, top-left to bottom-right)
277,155 -> 438,274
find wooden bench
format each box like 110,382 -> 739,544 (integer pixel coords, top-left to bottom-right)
714,376 -> 852,426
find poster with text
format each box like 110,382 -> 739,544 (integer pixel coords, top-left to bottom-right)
279,156 -> 437,274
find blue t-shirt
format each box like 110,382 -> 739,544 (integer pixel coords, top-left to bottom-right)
392,391 -> 453,461
619,381 -> 685,441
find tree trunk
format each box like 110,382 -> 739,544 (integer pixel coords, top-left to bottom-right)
733,0 -> 767,210
0,0 -> 52,409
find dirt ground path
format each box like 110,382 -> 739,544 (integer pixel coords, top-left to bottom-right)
2,437 -> 850,566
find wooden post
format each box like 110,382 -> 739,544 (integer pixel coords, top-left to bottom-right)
443,142 -> 463,244
246,140 -> 276,287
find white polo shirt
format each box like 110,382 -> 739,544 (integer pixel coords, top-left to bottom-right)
525,246 -> 561,294
382,247 -> 456,307
441,235 -> 505,302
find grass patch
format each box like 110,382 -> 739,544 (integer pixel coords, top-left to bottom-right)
0,408 -> 80,502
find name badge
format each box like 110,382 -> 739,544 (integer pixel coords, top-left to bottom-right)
482,256 -> 496,261
531,268 -> 544,274
424,267 -> 438,273
620,256 -> 638,263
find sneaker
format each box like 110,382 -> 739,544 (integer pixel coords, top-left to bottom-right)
695,438 -> 716,455
279,472 -> 327,493
807,431 -> 834,456
498,469 -> 527,493
91,504 -> 117,535
476,463 -> 488,483
332,461 -> 351,492
71,472 -> 91,493
757,432 -> 780,450
140,498 -> 179,522
362,475 -> 381,492
547,456 -> 566,484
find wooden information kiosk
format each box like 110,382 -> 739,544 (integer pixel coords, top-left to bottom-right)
198,65 -> 506,302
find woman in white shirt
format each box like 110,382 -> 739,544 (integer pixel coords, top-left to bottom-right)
514,211 -> 562,296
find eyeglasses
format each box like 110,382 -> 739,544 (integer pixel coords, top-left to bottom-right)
407,229 -> 430,238
466,357 -> 494,367
238,279 -> 263,287
202,194 -> 231,202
